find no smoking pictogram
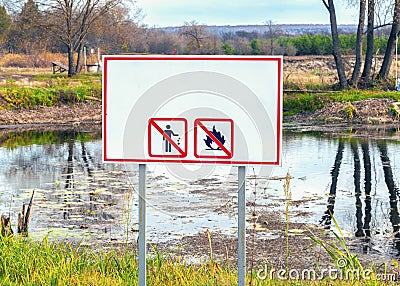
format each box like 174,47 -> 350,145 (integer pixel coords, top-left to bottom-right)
194,118 -> 234,159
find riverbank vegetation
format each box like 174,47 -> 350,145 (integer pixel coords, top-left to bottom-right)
1,67 -> 398,122
0,234 -> 398,285
0,235 -> 235,285
0,71 -> 101,109
0,67 -> 399,122
283,89 -> 400,116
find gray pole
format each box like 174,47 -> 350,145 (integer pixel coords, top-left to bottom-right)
238,165 -> 246,286
138,164 -> 146,286
83,46 -> 87,71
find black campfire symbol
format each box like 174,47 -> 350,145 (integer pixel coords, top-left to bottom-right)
204,125 -> 226,150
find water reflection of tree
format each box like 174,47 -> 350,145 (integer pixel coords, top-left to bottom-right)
361,141 -> 372,252
1,129 -> 108,222
320,138 -> 344,227
62,132 -> 99,221
81,141 -> 94,177
377,140 -> 400,255
350,140 -> 364,238
63,137 -> 75,220
321,138 -> 400,256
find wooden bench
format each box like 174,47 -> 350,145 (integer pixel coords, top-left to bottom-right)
52,62 -> 69,74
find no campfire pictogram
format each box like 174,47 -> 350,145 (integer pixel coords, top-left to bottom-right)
194,118 -> 234,159
148,118 -> 187,158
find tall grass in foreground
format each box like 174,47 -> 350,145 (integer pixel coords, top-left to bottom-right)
0,236 -> 240,286
0,235 -> 398,285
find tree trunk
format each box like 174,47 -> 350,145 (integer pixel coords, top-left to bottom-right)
323,0 -> 348,89
67,45 -> 75,77
75,43 -> 84,74
361,0 -> 375,84
351,0 -> 366,87
378,0 -> 400,80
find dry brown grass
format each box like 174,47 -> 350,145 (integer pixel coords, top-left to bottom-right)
0,52 -> 67,70
0,53 -> 400,90
284,55 -> 400,89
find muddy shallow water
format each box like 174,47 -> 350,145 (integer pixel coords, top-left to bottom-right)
1,125 -> 400,266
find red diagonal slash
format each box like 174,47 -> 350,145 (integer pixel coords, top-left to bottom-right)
197,121 -> 232,157
150,120 -> 185,155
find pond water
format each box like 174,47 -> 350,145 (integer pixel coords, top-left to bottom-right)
0,126 -> 400,258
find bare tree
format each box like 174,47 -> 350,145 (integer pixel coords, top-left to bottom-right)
265,19 -> 276,55
322,0 -> 349,89
378,0 -> 400,80
361,0 -> 375,84
147,28 -> 181,54
350,0 -> 366,87
181,20 -> 207,53
40,0 -> 135,77
87,5 -> 145,54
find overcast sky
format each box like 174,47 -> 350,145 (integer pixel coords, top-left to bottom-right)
136,0 -> 359,27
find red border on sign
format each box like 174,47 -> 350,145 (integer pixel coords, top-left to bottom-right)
194,118 -> 234,159
148,118 -> 187,158
103,55 -> 282,165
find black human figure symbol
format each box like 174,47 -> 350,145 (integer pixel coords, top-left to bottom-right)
163,125 -> 178,152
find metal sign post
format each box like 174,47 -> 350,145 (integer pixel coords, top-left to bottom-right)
138,164 -> 146,286
103,55 -> 282,286
238,166 -> 246,286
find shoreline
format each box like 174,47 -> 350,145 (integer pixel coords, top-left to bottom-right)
0,101 -> 102,130
0,99 -> 399,134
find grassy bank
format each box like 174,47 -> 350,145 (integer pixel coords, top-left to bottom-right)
0,70 -> 399,118
0,235 -> 398,285
283,89 -> 400,116
0,236 -> 238,286
0,73 -> 101,109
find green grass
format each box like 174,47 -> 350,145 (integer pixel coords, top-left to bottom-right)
0,73 -> 101,109
0,236 -> 241,286
284,92 -> 327,115
283,89 -> 400,116
0,235 -> 397,285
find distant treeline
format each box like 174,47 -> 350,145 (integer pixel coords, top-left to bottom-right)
253,34 -> 392,56
122,23 -> 394,57
0,1 -> 395,65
